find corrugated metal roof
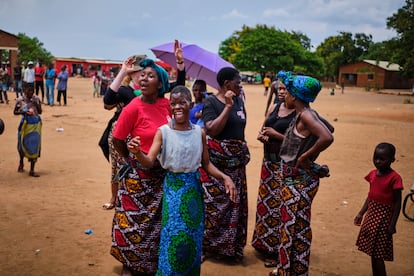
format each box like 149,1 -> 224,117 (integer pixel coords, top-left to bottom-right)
363,60 -> 401,71
54,56 -> 122,64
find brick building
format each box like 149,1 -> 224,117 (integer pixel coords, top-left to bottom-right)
0,29 -> 19,79
338,59 -> 412,89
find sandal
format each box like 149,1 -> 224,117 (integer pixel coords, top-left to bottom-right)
102,202 -> 115,210
18,165 -> 24,173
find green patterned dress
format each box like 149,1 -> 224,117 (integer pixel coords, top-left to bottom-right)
156,124 -> 204,275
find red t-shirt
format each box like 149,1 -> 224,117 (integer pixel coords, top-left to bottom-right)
113,97 -> 171,153
366,169 -> 403,206
35,66 -> 45,81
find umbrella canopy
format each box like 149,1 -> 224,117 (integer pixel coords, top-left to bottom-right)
151,42 -> 235,90
155,60 -> 172,70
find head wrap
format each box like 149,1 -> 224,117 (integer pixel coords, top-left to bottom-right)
140,58 -> 170,97
277,71 -> 322,103
217,67 -> 239,87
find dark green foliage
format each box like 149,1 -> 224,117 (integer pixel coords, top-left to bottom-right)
386,0 -> 414,77
17,33 -> 54,64
219,24 -> 324,77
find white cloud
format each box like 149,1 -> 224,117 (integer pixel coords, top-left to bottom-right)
263,9 -> 289,18
221,9 -> 248,20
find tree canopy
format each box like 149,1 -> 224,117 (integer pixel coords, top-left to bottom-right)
315,32 -> 373,81
17,33 -> 53,64
219,24 -> 325,78
386,0 -> 414,77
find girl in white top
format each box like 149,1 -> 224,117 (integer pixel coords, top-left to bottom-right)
128,85 -> 236,275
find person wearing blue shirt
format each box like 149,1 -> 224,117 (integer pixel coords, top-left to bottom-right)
189,79 -> 207,127
56,65 -> 69,105
45,63 -> 56,106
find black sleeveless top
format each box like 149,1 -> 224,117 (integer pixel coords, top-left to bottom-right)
263,103 -> 296,162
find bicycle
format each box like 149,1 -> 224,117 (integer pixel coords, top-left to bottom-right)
402,182 -> 414,221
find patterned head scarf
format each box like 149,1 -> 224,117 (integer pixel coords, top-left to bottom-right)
139,58 -> 170,97
277,71 -> 322,103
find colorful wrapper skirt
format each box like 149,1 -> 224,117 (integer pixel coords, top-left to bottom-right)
201,137 -> 249,258
17,115 -> 42,161
273,163 -> 320,276
252,160 -> 283,257
157,171 -> 204,275
110,162 -> 166,274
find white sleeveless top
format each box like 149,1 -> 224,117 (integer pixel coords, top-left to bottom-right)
157,124 -> 203,173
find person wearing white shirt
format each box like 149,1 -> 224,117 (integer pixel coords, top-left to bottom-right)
23,61 -> 35,88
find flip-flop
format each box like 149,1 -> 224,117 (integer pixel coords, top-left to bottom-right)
102,202 -> 115,210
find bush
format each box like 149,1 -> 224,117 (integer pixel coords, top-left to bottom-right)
374,84 -> 382,91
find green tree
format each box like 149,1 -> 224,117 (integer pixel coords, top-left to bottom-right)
360,41 -> 393,61
289,31 -> 312,50
316,32 -> 373,81
219,24 -> 255,64
17,33 -> 54,64
219,37 -> 240,65
386,0 -> 414,77
219,24 -> 324,77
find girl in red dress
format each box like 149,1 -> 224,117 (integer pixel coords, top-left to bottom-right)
354,142 -> 403,276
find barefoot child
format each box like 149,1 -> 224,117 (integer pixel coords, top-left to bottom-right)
354,142 -> 403,276
14,85 -> 42,177
127,85 -> 237,275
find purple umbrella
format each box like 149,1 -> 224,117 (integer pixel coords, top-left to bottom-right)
151,42 -> 235,90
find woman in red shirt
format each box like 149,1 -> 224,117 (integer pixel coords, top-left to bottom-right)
109,58 -> 172,275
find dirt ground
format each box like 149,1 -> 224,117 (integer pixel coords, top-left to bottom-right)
0,78 -> 413,276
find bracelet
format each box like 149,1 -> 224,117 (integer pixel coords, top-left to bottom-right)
176,60 -> 184,64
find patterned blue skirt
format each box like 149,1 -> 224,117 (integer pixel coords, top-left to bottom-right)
18,115 -> 42,160
157,171 -> 204,275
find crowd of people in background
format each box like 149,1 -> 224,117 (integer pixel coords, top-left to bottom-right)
0,60 -> 71,106
0,59 -> 122,107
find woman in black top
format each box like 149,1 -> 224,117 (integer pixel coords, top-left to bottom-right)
201,67 -> 249,263
251,81 -> 295,267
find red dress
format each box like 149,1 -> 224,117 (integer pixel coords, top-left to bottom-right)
356,169 -> 403,261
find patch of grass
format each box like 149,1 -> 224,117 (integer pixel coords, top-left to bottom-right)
403,98 -> 413,104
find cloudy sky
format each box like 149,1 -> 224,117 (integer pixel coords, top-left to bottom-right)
0,0 -> 405,62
